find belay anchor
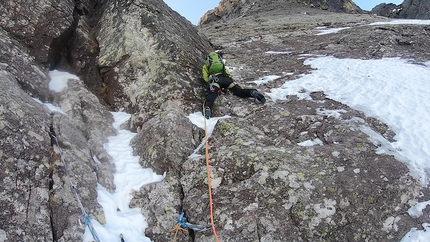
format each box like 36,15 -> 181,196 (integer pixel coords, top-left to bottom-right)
170,211 -> 211,239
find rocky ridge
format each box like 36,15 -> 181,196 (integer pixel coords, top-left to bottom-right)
199,0 -> 363,25
1,0 -> 430,241
372,0 -> 430,19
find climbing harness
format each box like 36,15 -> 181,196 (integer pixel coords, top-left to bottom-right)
49,126 -> 101,242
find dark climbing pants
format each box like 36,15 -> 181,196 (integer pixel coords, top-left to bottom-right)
204,75 -> 255,111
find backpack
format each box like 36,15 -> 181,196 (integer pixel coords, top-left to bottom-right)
205,52 -> 225,75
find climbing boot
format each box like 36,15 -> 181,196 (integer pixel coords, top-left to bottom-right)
204,107 -> 211,119
251,90 -> 266,104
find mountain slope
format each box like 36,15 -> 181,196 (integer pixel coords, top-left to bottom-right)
1,0 -> 430,241
199,0 -> 363,25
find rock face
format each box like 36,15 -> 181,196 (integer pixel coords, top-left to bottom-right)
1,0 -> 430,242
371,3 -> 399,17
372,0 -> 430,19
0,0 -> 209,241
0,1 -> 109,240
199,0 -> 363,25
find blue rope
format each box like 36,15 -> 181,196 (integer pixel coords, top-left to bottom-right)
83,213 -> 101,242
177,212 -> 188,228
51,131 -> 101,242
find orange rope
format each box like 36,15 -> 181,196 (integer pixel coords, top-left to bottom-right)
204,107 -> 221,242
170,224 -> 187,242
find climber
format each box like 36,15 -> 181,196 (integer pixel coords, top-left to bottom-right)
202,51 -> 266,119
